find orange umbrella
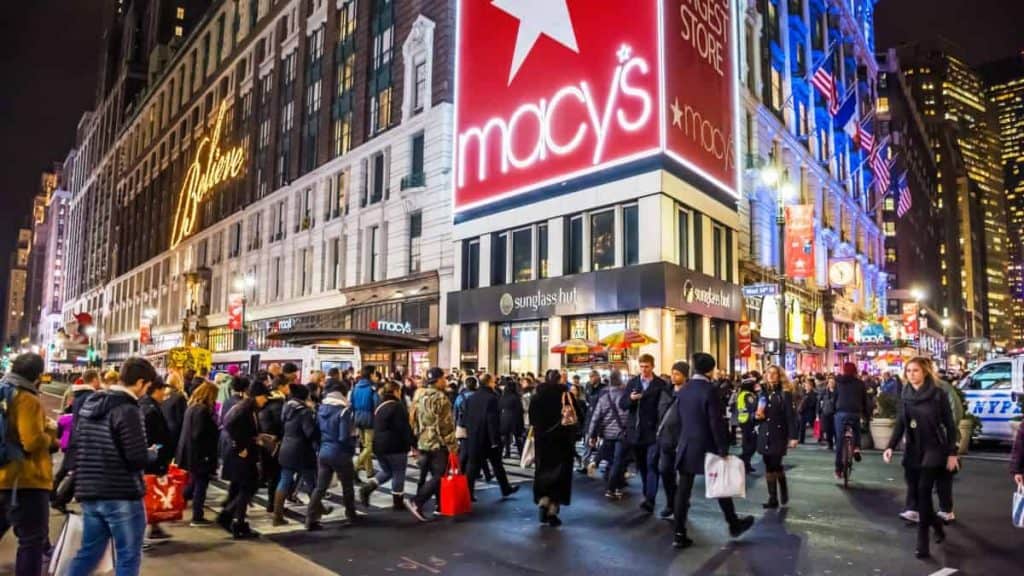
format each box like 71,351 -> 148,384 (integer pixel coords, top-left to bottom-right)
599,330 -> 659,351
550,338 -> 606,354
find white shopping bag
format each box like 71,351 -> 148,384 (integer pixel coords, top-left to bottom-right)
1013,486 -> 1024,528
704,453 -> 746,499
49,513 -> 114,576
520,428 -> 535,469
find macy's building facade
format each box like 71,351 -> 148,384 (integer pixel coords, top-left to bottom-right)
445,0 -> 746,375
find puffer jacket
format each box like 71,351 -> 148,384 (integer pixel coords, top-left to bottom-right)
317,392 -> 357,461
372,397 -> 415,455
587,387 -> 628,441
73,387 -> 149,501
278,399 -> 319,470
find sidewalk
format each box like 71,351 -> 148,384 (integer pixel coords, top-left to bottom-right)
0,508 -> 339,576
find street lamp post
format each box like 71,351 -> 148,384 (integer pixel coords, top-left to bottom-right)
762,165 -> 795,371
234,273 -> 256,350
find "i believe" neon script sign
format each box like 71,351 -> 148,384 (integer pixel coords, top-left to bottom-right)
170,101 -> 246,248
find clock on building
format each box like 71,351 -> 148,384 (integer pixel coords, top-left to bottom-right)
828,259 -> 856,287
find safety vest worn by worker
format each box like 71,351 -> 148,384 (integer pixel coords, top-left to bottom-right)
737,390 -> 753,425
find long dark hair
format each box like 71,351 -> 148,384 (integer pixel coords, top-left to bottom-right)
544,369 -> 562,386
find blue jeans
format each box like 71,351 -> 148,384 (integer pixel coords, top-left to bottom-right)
277,467 -> 316,495
374,452 -> 409,494
834,412 -> 861,471
642,443 -> 660,505
69,499 -> 146,576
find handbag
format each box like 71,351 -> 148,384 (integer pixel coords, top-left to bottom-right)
1013,485 -> 1024,528
439,452 -> 472,517
49,513 -> 113,576
144,464 -> 190,524
560,392 -> 578,427
704,453 -> 747,499
520,427 -> 535,468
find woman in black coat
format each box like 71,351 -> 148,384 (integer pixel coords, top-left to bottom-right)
258,375 -> 287,512
161,372 -> 188,457
219,377 -> 266,538
528,369 -> 579,527
273,384 -> 319,525
756,365 -> 799,509
884,357 -> 958,560
499,378 -> 526,458
176,382 -> 219,525
360,381 -> 416,510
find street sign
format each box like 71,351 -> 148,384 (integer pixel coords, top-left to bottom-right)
742,283 -> 779,298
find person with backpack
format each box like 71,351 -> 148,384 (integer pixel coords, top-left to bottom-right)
359,381 -> 415,510
0,353 -> 58,576
306,378 -> 357,530
351,367 -> 380,483
587,370 -> 629,499
655,361 -> 688,518
273,384 -> 320,526
68,357 -> 159,576
52,369 -> 100,513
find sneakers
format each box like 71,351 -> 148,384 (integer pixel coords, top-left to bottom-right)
672,533 -> 694,549
404,498 -> 428,522
936,511 -> 955,524
501,485 -> 520,499
659,507 -> 674,519
189,518 -> 213,527
899,510 -> 920,523
729,515 -> 755,538
147,525 -> 172,540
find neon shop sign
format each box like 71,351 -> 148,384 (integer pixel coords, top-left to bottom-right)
170,101 -> 246,248
457,45 -> 652,188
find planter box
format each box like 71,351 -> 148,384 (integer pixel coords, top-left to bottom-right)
870,418 -> 895,451
957,420 -> 973,455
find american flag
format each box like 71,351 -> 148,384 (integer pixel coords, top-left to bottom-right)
811,64 -> 840,115
871,143 -> 891,193
896,172 -> 912,218
857,114 -> 874,154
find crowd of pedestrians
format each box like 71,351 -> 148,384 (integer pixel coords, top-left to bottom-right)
1,348 -> 1023,575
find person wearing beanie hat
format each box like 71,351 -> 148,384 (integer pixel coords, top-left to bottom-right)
218,378 -> 268,538
654,361 -> 689,518
833,362 -> 868,478
671,352 -> 754,549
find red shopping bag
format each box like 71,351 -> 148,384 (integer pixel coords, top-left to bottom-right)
144,464 -> 190,524
439,453 -> 472,517
813,418 -> 821,439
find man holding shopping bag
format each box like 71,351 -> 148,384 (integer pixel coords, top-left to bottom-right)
672,353 -> 755,550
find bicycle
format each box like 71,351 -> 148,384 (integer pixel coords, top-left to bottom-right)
839,420 -> 856,488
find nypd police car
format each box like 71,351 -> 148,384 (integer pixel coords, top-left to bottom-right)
957,356 -> 1023,442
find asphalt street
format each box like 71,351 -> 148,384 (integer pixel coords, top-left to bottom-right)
268,445 -> 1023,576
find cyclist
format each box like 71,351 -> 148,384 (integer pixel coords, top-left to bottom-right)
833,362 -> 868,480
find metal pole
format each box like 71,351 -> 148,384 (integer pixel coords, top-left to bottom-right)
778,198 -> 787,371
242,295 -> 248,351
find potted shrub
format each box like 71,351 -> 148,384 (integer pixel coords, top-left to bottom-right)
870,392 -> 899,450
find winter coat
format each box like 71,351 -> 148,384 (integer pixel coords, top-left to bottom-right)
278,399 -> 319,471
464,386 -> 502,458
1011,421 -> 1024,475
413,387 -> 457,452
818,389 -> 837,417
72,387 -> 149,501
499,391 -> 525,437
835,375 -> 869,415
221,398 -> 261,488
139,395 -> 173,475
674,375 -> 729,475
160,390 -> 188,455
258,394 -> 285,439
60,386 -> 94,473
887,381 -> 958,469
529,382 -> 578,506
175,403 -> 219,476
656,387 -> 682,451
372,397 -> 415,455
350,378 -> 379,429
0,374 -> 57,491
618,375 -> 671,445
798,389 -> 818,418
586,387 -> 628,441
756,389 -> 799,457
317,392 -> 357,461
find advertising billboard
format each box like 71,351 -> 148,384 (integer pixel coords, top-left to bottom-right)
784,205 -> 816,279
453,0 -> 739,217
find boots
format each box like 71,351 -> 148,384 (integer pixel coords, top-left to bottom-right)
359,479 -> 379,507
778,473 -> 789,506
272,492 -> 289,526
230,519 -> 255,539
763,472 -> 779,509
392,493 -> 405,511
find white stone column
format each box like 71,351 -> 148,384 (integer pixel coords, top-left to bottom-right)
547,315 -> 563,370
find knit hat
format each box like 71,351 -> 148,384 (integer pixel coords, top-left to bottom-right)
248,379 -> 270,398
691,353 -> 716,375
227,364 -> 240,376
671,361 -> 691,378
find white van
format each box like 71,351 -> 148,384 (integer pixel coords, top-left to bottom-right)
957,356 -> 1024,442
211,345 -> 361,383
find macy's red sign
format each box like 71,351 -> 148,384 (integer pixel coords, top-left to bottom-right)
454,0 -> 739,215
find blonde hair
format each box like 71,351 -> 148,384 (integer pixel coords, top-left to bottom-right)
189,382 -> 219,409
103,370 -> 120,384
167,371 -> 184,392
766,365 -> 792,393
904,356 -> 938,385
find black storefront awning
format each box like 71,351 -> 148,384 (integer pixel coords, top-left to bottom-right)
267,328 -> 437,350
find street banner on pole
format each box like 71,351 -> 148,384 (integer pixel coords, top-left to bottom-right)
738,322 -> 752,358
139,316 -> 151,345
785,205 -> 815,279
228,293 -> 244,330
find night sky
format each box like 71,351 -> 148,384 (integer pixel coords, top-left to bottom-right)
0,0 -> 1021,317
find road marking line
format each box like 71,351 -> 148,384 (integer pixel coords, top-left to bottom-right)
928,568 -> 958,576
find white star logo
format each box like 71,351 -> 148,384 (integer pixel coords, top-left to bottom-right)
492,0 -> 580,85
671,97 -> 683,129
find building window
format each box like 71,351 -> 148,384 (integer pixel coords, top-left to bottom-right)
298,248 -> 313,296
272,256 -> 282,300
370,151 -> 386,204
408,211 -> 422,274
567,215 -> 583,275
229,222 -> 241,258
402,132 -> 425,189
492,232 -> 508,286
678,208 -> 690,268
277,52 -> 297,187
369,0 -> 395,135
176,6 -> 185,19
301,26 -> 325,174
463,239 -> 480,289
591,210 -> 614,271
712,224 -> 724,279
413,60 -> 427,113
332,0 -> 357,157
512,228 -> 532,283
538,223 -> 548,279
327,237 -> 342,289
326,170 -> 347,220
623,204 -> 639,266
369,225 -> 381,282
